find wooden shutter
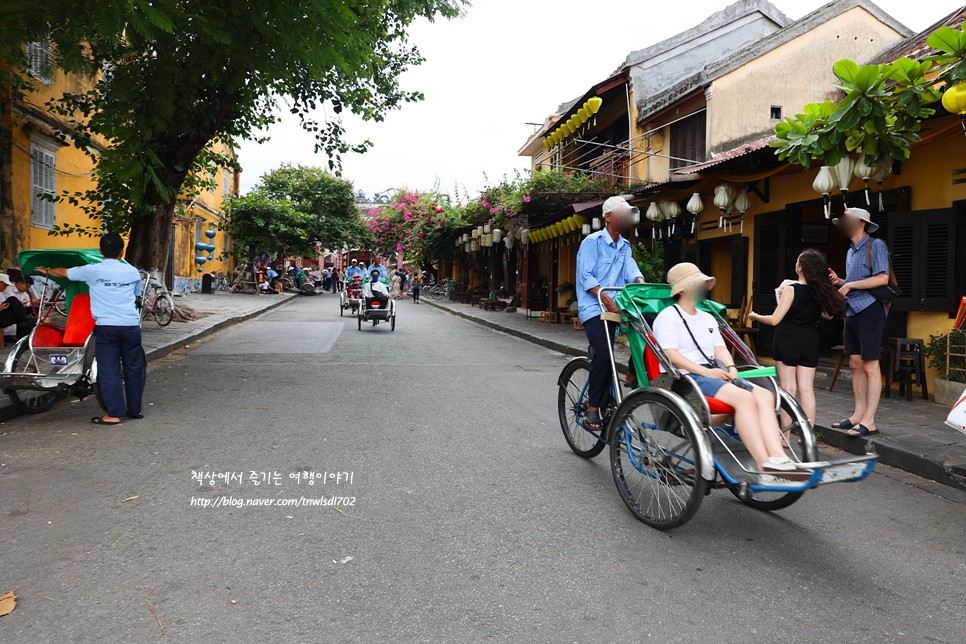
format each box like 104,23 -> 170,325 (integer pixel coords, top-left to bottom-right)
754,212 -> 788,355
869,186 -> 910,243
27,41 -> 52,84
887,213 -> 916,312
730,235 -> 748,308
920,210 -> 958,311
30,145 -> 56,229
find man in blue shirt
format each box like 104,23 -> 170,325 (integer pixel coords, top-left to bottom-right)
345,259 -> 364,280
368,255 -> 388,281
38,233 -> 144,425
828,207 -> 891,438
576,196 -> 645,430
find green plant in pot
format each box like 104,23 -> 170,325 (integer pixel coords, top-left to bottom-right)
926,329 -> 966,405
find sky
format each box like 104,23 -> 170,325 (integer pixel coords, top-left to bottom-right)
236,0 -> 965,200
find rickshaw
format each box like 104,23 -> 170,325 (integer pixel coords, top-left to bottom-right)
339,277 -> 364,316
357,277 -> 396,331
0,249 -> 143,414
557,283 -> 877,530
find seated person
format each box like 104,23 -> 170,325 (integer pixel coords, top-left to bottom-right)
347,274 -> 364,298
0,272 -> 31,342
363,270 -> 389,307
652,263 -> 811,484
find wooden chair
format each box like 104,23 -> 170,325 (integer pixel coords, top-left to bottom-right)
729,294 -> 758,354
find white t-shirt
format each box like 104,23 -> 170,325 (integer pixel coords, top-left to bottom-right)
652,305 -> 725,373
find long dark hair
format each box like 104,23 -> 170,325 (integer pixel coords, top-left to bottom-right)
798,249 -> 845,318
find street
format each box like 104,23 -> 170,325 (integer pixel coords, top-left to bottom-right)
1,293 -> 964,643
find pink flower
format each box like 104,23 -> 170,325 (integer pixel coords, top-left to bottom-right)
417,232 -> 423,238
523,196 -> 531,203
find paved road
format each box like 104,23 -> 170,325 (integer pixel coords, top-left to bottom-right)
1,294 -> 964,643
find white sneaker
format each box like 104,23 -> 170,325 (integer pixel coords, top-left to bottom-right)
762,457 -> 812,482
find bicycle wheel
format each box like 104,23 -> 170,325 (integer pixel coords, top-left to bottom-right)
557,358 -> 606,458
609,389 -> 707,530
727,390 -> 816,512
154,294 -> 174,327
6,341 -> 58,414
94,348 -> 147,413
53,292 -> 68,317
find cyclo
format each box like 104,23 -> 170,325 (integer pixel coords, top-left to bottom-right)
0,249 -> 143,414
357,277 -> 396,331
339,277 -> 364,316
556,282 -> 877,530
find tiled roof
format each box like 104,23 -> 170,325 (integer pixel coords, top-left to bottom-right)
872,5 -> 966,63
673,135 -> 777,176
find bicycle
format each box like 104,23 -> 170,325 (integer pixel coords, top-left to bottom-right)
138,269 -> 175,327
211,273 -> 230,292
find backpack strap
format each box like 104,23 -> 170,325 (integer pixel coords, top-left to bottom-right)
866,238 -> 898,288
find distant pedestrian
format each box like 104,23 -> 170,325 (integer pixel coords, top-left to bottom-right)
412,272 -> 422,304
332,268 -> 342,292
749,249 -> 845,427
828,207 -> 892,438
36,233 -> 144,425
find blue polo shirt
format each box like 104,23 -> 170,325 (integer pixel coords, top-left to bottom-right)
368,263 -> 387,281
844,234 -> 890,316
66,259 -> 142,326
345,266 -> 364,279
576,229 -> 643,323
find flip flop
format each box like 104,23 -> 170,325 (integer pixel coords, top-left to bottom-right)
127,413 -> 144,420
584,409 -> 603,432
832,418 -> 856,429
91,417 -> 121,425
846,424 -> 879,437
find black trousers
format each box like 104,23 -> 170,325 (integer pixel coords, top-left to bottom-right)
583,314 -> 637,409
0,296 -> 28,331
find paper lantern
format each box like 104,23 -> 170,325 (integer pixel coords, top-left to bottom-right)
462,233 -> 470,242
734,188 -> 751,234
471,240 -> 479,252
561,124 -> 572,137
582,223 -> 591,235
853,154 -> 875,205
483,223 -> 491,234
521,229 -> 529,244
577,107 -> 589,123
686,193 -> 704,234
471,227 -> 479,239
830,156 -> 856,206
812,165 -> 835,219
870,160 -> 891,211
713,184 -> 731,228
492,229 -> 502,243
941,82 -> 966,115
592,217 -> 602,231
587,97 -> 603,113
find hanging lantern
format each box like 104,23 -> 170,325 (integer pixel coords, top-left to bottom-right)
942,82 -> 966,132
592,217 -> 602,230
577,107 -> 589,124
560,124 -> 572,138
645,202 -> 660,240
581,223 -> 591,235
713,184 -> 731,228
462,233 -> 470,242
521,229 -> 529,244
587,97 -> 602,113
853,154 -> 875,206
686,192 -> 704,234
664,201 -> 682,236
492,229 -> 502,243
734,187 -> 751,234
830,156 -> 856,208
471,240 -> 479,252
812,166 -> 835,219
505,235 -> 513,250
483,223 -> 491,234
870,160 -> 891,211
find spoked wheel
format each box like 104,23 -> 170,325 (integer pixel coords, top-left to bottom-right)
556,358 -> 606,458
6,341 -> 59,414
609,389 -> 707,530
154,294 -> 174,327
94,349 -> 147,413
728,391 -> 817,512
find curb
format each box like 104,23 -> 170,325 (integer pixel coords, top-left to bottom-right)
0,294 -> 296,424
426,299 -> 965,492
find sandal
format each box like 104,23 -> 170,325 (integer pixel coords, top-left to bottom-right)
832,417 -> 856,429
127,413 -> 144,420
846,424 -> 879,438
584,409 -> 603,432
91,416 -> 121,425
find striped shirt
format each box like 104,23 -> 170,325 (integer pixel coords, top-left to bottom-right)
844,234 -> 890,316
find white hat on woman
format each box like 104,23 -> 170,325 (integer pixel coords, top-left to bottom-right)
667,262 -> 716,297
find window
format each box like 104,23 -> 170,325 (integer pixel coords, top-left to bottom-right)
887,208 -> 965,313
669,111 -> 706,169
770,106 -> 783,120
27,40 -> 52,85
30,144 -> 56,229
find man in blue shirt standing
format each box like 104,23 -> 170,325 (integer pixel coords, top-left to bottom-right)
345,259 -> 364,280
368,255 -> 388,282
828,207 -> 891,438
576,196 -> 645,431
38,233 -> 144,425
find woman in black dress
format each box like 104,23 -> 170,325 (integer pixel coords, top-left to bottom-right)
749,249 -> 845,426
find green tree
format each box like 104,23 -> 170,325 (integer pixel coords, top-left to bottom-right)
223,191 -> 324,263
0,0 -> 464,270
258,165 -> 372,251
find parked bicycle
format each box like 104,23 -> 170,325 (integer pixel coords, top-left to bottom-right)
138,269 -> 175,327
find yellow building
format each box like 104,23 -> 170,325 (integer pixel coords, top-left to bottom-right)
0,40 -> 238,287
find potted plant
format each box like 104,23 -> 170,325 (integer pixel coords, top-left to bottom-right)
926,329 -> 966,406
556,282 -> 578,312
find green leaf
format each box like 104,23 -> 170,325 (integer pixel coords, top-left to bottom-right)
833,59 -> 861,85
927,26 -> 966,57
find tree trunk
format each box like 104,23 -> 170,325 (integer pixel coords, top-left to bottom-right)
126,200 -> 176,272
0,85 -> 16,267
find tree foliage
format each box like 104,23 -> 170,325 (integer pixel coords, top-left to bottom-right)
0,0 -> 464,269
223,192 -> 324,262
772,24 -> 966,169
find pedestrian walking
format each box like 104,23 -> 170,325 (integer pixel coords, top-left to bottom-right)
748,249 -> 845,427
36,233 -> 144,425
828,207 -> 893,437
412,272 -> 422,304
575,196 -> 645,431
332,267 -> 342,292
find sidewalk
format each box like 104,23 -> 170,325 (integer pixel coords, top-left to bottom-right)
0,291 -> 296,422
424,297 -> 966,491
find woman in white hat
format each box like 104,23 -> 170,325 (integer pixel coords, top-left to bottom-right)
652,263 -> 810,483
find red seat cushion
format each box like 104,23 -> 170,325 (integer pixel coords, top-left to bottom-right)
62,294 -> 95,346
643,333 -> 662,381
706,396 -> 736,414
32,323 -> 65,348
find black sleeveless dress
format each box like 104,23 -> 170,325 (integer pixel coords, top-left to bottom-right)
772,283 -> 822,368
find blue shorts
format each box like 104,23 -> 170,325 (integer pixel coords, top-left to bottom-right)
689,373 -> 753,398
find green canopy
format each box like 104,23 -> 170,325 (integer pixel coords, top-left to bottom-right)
18,248 -> 106,288
614,282 -> 726,318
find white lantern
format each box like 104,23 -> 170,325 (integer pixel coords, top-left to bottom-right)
581,223 -> 591,235
505,235 -> 513,249
645,202 -> 661,239
462,233 -> 469,242
713,184 -> 732,228
471,228 -> 479,239
686,192 -> 704,234
471,240 -> 479,252
734,187 -> 751,234
464,242 -> 471,252
812,166 -> 835,219
853,154 -> 875,205
492,229 -> 502,243
483,223 -> 491,234
870,160 -> 891,211
830,156 -> 856,207
592,217 -> 602,230
664,201 -> 682,236
521,229 -> 529,244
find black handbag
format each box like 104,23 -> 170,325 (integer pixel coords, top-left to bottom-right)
865,241 -> 901,303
